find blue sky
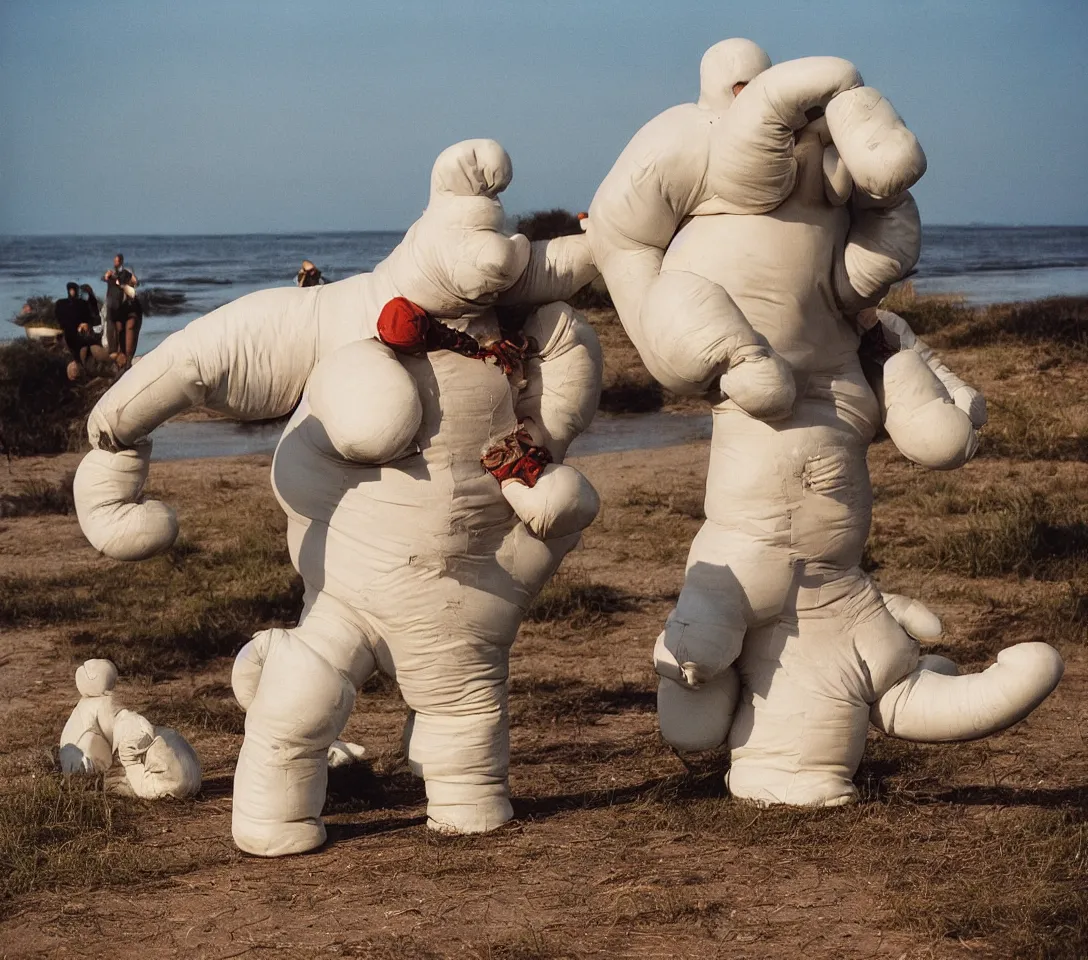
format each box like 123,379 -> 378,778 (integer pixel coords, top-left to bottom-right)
1,0 -> 1085,234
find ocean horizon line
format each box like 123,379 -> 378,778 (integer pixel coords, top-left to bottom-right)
3,223 -> 1088,241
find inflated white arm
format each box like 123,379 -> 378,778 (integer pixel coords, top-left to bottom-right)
515,302 -> 603,461
305,339 -> 423,464
503,302 -> 603,540
834,193 -> 922,314
872,643 -> 1064,742
711,56 -> 862,212
825,87 -> 927,200
876,310 -> 988,427
497,235 -> 599,307
75,292 -> 319,560
879,349 -> 978,469
589,55 -> 871,412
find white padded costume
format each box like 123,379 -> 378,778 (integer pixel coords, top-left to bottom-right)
588,40 -> 1062,806
74,140 -> 603,854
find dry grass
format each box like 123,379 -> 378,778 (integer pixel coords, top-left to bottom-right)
920,491 -> 1088,579
0,474 -> 76,518
0,777 -> 162,919
526,570 -> 638,629
0,293 -> 1086,958
620,484 -> 705,521
0,340 -> 109,456
0,527 -> 302,679
979,397 -> 1088,462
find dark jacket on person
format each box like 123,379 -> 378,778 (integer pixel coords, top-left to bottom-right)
105,266 -> 136,310
55,296 -> 97,357
81,287 -> 102,331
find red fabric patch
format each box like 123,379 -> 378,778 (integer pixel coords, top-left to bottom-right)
377,298 -> 431,354
481,426 -> 552,488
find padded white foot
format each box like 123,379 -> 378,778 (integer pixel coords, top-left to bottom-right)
727,765 -> 859,808
426,795 -> 514,835
232,813 -> 327,857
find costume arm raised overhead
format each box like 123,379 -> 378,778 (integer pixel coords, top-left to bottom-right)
588,54 -> 874,417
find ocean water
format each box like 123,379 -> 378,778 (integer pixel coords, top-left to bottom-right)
0,232 -> 402,353
2,225 -> 1087,354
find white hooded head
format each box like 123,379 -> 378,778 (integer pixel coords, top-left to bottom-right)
698,38 -> 772,111
75,658 -> 118,698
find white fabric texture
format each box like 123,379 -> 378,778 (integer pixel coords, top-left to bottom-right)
58,659 -> 202,798
112,709 -> 202,800
593,40 -> 1063,807
73,140 -> 602,856
59,659 -> 118,774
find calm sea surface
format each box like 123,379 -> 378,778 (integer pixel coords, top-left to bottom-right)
3,226 -> 1087,355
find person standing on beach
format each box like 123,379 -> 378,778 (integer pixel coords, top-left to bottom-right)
103,252 -> 141,365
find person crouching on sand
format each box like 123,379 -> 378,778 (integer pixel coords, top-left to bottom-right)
56,282 -> 112,381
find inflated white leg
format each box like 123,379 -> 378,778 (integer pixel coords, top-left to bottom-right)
407,707 -> 513,833
729,580 -> 920,807
657,669 -> 740,752
232,593 -> 376,856
232,630 -> 356,856
871,643 -> 1064,743
400,645 -> 513,834
727,623 -> 868,807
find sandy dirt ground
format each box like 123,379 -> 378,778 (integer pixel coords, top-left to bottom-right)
0,308 -> 1085,959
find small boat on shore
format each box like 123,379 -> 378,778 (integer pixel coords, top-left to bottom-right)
23,324 -> 63,341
